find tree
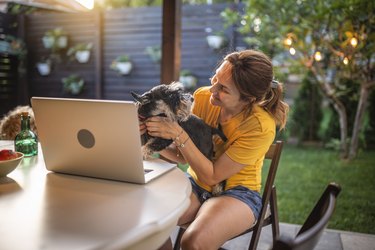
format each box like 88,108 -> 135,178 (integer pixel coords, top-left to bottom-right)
222,0 -> 374,159
290,71 -> 323,142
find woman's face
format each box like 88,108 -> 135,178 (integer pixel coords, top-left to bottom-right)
209,61 -> 244,109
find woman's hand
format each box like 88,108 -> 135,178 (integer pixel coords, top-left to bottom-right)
139,121 -> 147,136
145,116 -> 181,140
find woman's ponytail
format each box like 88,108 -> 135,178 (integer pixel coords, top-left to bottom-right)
259,81 -> 289,130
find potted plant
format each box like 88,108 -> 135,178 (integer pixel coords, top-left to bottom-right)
61,74 -> 85,95
179,70 -> 198,90
36,57 -> 52,76
110,55 -> 133,75
145,45 -> 161,63
206,31 -> 227,50
0,35 -> 27,59
67,42 -> 93,63
42,27 -> 68,50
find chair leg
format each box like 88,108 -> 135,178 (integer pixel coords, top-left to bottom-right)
173,227 -> 186,250
270,186 -> 280,245
248,186 -> 280,250
248,222 -> 262,250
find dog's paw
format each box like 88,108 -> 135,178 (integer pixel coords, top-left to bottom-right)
211,182 -> 225,196
141,146 -> 155,160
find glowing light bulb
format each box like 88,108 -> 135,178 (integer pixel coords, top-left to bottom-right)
314,51 -> 322,61
289,47 -> 296,55
343,57 -> 349,65
350,37 -> 358,47
253,18 -> 262,26
284,37 -> 293,46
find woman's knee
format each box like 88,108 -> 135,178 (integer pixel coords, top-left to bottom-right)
180,227 -> 213,250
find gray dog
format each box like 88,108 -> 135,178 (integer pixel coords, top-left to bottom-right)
131,82 -> 227,195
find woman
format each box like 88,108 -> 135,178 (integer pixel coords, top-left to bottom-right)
141,49 -> 289,250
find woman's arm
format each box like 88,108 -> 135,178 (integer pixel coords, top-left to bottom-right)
145,116 -> 246,186
159,146 -> 187,164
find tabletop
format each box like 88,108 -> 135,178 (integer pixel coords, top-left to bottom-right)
0,141 -> 191,250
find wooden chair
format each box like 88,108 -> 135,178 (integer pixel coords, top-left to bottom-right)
173,140 -> 284,250
272,183 -> 341,250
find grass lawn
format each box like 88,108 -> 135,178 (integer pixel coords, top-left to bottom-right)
265,144 -> 375,235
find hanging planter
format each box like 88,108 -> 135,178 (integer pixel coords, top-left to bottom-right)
145,45 -> 161,63
67,42 -> 93,63
62,74 -> 85,95
42,36 -> 55,49
42,27 -> 68,50
206,32 -> 227,50
110,55 -> 133,75
57,36 -> 68,49
36,58 -> 52,76
75,50 -> 90,63
179,70 -> 198,90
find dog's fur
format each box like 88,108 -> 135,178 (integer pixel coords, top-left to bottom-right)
131,82 -> 227,195
0,105 -> 37,140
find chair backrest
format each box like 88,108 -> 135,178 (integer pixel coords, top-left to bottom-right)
272,183 -> 341,250
260,140 -> 283,214
246,140 -> 283,249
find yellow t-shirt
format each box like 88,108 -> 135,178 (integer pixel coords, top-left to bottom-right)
187,86 -> 276,192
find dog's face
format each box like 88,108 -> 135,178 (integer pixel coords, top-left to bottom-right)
131,82 -> 193,122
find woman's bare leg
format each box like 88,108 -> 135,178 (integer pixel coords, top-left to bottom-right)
180,196 -> 255,250
158,192 -> 201,250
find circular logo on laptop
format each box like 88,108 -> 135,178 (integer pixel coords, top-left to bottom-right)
77,129 -> 95,148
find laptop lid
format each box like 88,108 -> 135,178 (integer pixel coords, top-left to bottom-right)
31,97 -> 175,184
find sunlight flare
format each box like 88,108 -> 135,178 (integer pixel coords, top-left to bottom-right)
74,0 -> 94,10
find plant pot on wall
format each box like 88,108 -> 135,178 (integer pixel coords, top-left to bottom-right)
42,27 -> 68,50
57,36 -> 68,49
110,55 -> 133,75
115,62 -> 132,75
36,59 -> 52,76
42,36 -> 55,49
206,33 -> 227,50
145,45 -> 161,63
67,42 -> 92,63
179,70 -> 198,91
62,74 -> 84,95
75,50 -> 90,63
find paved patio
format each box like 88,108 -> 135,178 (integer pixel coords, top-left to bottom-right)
172,222 -> 375,250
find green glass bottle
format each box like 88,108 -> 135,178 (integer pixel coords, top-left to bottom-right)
14,112 -> 38,157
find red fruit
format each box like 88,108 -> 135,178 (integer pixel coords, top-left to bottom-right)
0,149 -> 17,161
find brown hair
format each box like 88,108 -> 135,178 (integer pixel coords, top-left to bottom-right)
224,50 -> 289,129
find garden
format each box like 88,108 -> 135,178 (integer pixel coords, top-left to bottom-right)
225,0 -> 375,234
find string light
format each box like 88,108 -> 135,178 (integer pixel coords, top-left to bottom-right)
343,57 -> 349,65
284,37 -> 293,46
253,18 -> 262,26
314,51 -> 322,61
350,37 -> 358,47
289,47 -> 296,55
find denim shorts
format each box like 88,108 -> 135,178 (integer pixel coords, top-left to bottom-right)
188,175 -> 262,220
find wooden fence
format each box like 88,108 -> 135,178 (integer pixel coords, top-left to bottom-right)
22,3 -> 236,103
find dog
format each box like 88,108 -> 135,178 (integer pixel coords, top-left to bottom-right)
0,105 -> 38,140
131,82 -> 227,195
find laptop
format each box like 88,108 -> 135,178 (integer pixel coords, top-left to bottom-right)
31,97 -> 176,184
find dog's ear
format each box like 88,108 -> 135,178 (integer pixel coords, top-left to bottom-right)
131,91 -> 143,103
169,81 -> 184,91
